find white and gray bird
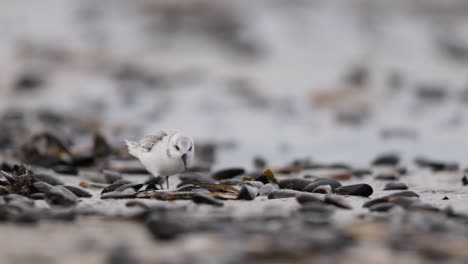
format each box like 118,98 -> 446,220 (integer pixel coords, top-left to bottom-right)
125,129 -> 194,189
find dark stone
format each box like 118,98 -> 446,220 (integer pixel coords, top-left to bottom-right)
462,175 -> 468,186
383,182 -> 408,191
114,183 -> 143,192
219,179 -> 243,185
34,182 -> 78,206
296,193 -> 324,205
334,184 -> 373,197
244,181 -> 264,189
101,180 -> 133,194
374,174 -> 398,180
176,184 -> 197,192
103,170 -> 123,184
258,183 -> 277,196
253,156 -> 267,169
101,192 -> 137,199
267,190 -> 301,199
304,178 -> 342,192
311,185 -> 332,194
414,157 -> 459,172
14,72 -> 44,91
192,193 -> 223,207
442,196 -> 449,200
52,165 -> 79,175
343,65 -> 368,86
254,175 -> 269,185
327,163 -> 352,170
93,133 -> 113,157
278,178 -> 315,191
63,185 -> 92,198
324,195 -> 352,209
211,168 -> 245,180
71,153 -> 95,167
363,191 -> 420,208
29,193 -> 46,200
372,154 -> 400,166
369,203 -> 395,212
352,169 -> 372,177
107,244 -> 138,264
397,167 -> 408,175
415,84 -> 447,102
237,184 -> 257,200
145,214 -> 184,240
33,173 -> 64,186
177,173 -> 216,187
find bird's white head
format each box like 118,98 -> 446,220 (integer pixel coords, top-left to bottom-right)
168,133 -> 194,170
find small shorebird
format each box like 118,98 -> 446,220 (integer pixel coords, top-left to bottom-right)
125,129 -> 194,189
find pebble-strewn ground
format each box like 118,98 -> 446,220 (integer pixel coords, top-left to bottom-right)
2,0 -> 468,263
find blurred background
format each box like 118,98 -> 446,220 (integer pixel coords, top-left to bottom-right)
1,0 -> 468,169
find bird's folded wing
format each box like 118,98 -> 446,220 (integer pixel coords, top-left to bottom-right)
138,130 -> 169,151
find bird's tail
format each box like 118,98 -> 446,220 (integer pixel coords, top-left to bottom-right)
125,140 -> 139,157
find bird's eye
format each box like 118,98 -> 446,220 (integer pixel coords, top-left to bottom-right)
189,146 -> 192,151
175,146 -> 180,151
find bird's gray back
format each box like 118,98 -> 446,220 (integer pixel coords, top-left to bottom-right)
136,129 -> 179,152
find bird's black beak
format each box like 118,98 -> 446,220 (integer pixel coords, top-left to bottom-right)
181,154 -> 188,170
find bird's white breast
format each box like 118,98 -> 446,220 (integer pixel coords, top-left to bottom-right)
137,137 -> 185,177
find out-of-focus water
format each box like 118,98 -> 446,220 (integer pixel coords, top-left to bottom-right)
1,0 -> 468,169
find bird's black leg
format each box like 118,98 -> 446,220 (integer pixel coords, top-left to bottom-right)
157,175 -> 164,190
166,176 -> 169,189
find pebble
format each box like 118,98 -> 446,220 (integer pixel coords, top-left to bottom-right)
145,214 -> 184,240
299,203 -> 336,215
63,185 -> 92,198
334,184 -> 373,197
33,173 -> 64,186
114,183 -> 143,192
324,195 -> 352,209
369,203 -> 395,212
311,185 -> 333,194
101,192 -> 137,199
383,182 -> 408,191
107,244 -> 138,264
237,184 -> 257,200
219,179 -> 244,186
71,153 -> 95,167
101,180 -> 133,194
363,191 -> 420,208
258,183 -> 277,196
103,170 -> 123,184
295,193 -> 324,205
244,181 -> 264,189
352,169 -> 372,177
372,154 -> 400,166
267,190 -> 301,199
253,156 -> 267,169
304,178 -> 342,192
211,168 -> 245,180
52,165 -> 79,175
374,174 -> 398,180
177,173 -> 216,187
34,182 -> 79,206
414,157 -> 459,172
278,178 -> 314,191
191,193 -> 224,207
